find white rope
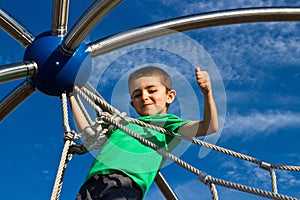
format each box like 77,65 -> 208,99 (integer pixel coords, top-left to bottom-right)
50,140 -> 72,200
50,93 -> 76,200
102,112 -> 297,200
208,182 -> 218,200
270,168 -> 278,194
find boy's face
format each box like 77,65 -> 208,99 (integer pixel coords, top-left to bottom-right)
129,76 -> 176,116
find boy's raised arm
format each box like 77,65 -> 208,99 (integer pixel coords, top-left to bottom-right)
69,95 -> 90,133
178,67 -> 218,137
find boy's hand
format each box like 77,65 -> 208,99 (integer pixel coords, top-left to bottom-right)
195,66 -> 211,95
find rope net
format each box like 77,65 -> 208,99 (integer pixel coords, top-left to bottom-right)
51,84 -> 300,200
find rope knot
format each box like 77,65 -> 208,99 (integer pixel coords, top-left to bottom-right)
96,112 -> 128,132
64,130 -> 78,141
198,171 -> 209,184
260,161 -> 272,170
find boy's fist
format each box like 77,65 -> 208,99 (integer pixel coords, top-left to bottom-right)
195,66 -> 211,95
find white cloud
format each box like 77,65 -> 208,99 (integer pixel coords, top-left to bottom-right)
88,30 -> 226,96
156,0 -> 299,16
194,23 -> 300,85
167,158 -> 300,199
277,170 -> 300,189
41,169 -> 52,180
144,155 -> 300,199
222,110 -> 300,139
174,179 -> 213,199
225,90 -> 253,104
225,90 -> 300,108
220,159 -> 275,189
263,93 -> 300,107
141,0 -> 300,86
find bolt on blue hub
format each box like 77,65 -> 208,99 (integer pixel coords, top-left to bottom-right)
23,31 -> 91,96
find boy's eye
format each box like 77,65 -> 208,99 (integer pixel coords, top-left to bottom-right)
133,93 -> 141,98
148,89 -> 157,93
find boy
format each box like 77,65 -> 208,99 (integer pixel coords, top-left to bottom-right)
71,66 -> 218,199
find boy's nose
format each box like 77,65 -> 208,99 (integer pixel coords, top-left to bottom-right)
141,91 -> 150,100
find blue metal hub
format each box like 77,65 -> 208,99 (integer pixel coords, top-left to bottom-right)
23,32 -> 91,96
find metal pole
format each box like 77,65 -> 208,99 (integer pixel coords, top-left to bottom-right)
154,172 -> 179,200
0,61 -> 38,84
0,8 -> 35,47
87,7 -> 300,57
0,81 -> 35,122
51,0 -> 70,36
60,0 -> 123,55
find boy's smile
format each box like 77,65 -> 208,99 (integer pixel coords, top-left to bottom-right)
129,76 -> 176,116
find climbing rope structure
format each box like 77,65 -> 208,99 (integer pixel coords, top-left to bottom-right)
1,0 -> 300,199
54,84 -> 300,200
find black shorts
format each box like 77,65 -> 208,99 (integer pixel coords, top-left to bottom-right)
76,172 -> 143,200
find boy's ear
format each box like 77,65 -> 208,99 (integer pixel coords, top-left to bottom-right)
166,89 -> 176,104
130,101 -> 134,108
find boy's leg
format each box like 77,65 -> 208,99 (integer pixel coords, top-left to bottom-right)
76,172 -> 142,200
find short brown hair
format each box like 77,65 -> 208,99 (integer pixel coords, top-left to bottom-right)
128,66 -> 172,90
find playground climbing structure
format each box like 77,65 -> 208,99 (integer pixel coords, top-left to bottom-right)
1,0 -> 300,199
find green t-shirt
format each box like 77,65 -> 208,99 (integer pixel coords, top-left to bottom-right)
86,114 -> 190,196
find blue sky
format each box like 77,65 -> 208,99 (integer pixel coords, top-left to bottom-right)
1,0 -> 300,199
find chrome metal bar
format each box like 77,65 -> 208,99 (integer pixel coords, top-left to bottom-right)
154,172 -> 179,200
51,0 -> 70,36
60,0 -> 123,55
0,8 -> 35,47
0,61 -> 38,84
88,7 -> 300,57
0,81 -> 35,122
